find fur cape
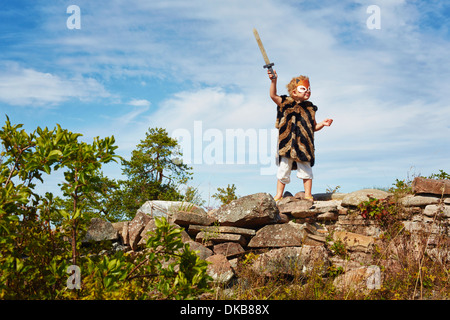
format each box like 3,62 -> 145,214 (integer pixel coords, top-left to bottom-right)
275,95 -> 318,167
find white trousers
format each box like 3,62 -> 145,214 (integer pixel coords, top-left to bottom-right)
277,156 -> 313,184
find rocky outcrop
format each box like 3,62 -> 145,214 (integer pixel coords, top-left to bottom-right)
85,178 -> 450,292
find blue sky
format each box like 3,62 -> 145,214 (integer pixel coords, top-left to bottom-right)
1,0 -> 449,207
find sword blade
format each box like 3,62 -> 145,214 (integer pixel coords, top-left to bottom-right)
253,28 -> 276,79
253,28 -> 271,65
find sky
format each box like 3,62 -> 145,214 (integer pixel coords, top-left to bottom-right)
1,0 -> 449,207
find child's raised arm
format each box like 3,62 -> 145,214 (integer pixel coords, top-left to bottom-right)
268,69 -> 282,106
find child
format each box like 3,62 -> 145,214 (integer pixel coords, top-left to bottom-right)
268,69 -> 333,201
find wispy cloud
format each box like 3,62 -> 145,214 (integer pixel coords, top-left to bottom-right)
0,62 -> 110,107
128,99 -> 151,108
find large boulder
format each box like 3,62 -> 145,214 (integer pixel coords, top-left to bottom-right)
211,193 -> 280,228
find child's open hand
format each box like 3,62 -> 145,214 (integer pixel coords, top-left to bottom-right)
322,119 -> 333,126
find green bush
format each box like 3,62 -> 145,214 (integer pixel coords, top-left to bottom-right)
0,117 -> 210,299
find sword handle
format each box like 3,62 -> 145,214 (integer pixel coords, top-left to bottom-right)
264,63 -> 276,79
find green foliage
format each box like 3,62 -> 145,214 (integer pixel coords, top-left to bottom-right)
329,238 -> 348,258
131,217 -> 212,299
212,184 -> 238,205
357,196 -> 397,227
0,117 -> 211,300
0,116 -> 118,298
389,179 -> 412,195
427,169 -> 450,180
183,185 -> 206,207
110,128 -> 193,220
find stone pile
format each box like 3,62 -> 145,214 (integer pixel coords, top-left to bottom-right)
85,177 -> 450,293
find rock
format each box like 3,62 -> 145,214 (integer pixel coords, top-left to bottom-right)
313,193 -> 347,201
412,177 -> 450,196
128,211 -> 152,251
304,233 -> 327,245
212,193 -> 280,228
247,224 -> 307,248
336,214 -> 383,237
122,221 -> 130,245
402,219 -> 447,235
317,211 -> 338,221
83,218 -> 118,243
138,219 -> 191,247
196,232 -> 247,247
112,221 -> 128,244
332,231 -> 375,253
399,194 -> 440,207
206,254 -> 235,283
251,246 -> 329,277
137,200 -> 206,218
172,211 -> 214,227
341,189 -> 392,207
213,242 -> 245,258
291,200 -> 341,219
277,213 -> 289,224
423,204 -> 450,218
304,222 -> 329,236
188,225 -> 256,238
277,197 -> 313,214
186,240 -> 213,260
309,200 -> 341,213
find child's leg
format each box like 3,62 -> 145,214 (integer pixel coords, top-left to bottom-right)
303,179 -> 313,198
275,157 -> 292,200
274,180 -> 286,200
296,161 -> 314,199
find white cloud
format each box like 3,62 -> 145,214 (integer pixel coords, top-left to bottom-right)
0,62 -> 110,107
128,99 -> 151,107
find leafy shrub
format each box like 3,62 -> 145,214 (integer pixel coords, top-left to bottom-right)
0,117 -> 210,299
